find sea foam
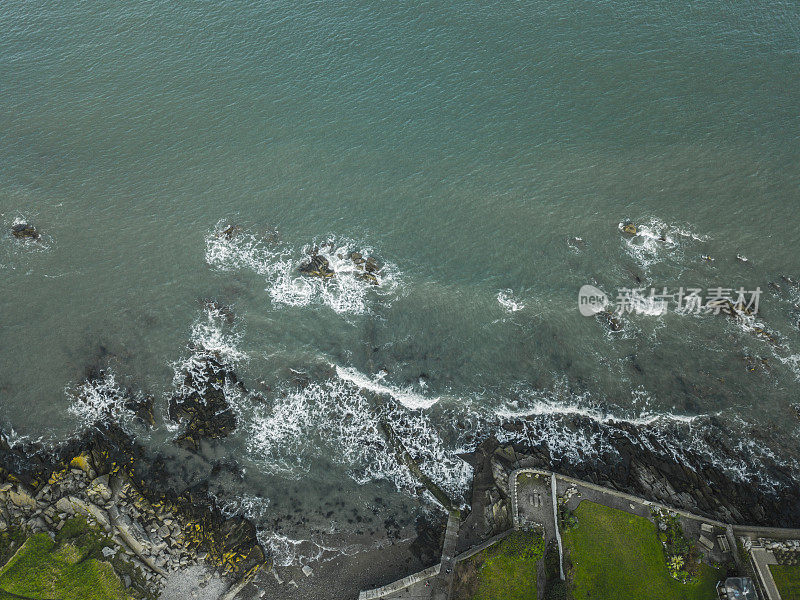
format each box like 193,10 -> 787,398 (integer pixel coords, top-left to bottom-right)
205,221 -> 400,315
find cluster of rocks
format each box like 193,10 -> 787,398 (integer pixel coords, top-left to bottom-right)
11,222 -> 40,240
0,456 -> 195,595
0,424 -> 267,598
169,354 -> 242,451
299,245 -> 382,285
299,253 -> 335,278
756,538 -> 800,552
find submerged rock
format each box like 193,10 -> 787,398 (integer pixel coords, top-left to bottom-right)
357,271 -> 379,285
203,300 -> 235,325
169,355 -> 240,451
125,394 -> 155,427
597,309 -> 622,332
11,222 -> 40,240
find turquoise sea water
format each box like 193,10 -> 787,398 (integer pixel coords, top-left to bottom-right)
1,0 -> 799,564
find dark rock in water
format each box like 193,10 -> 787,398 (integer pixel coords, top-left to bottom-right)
169,355 -> 240,451
218,224 -> 241,240
299,253 -> 334,278
126,394 -> 155,427
620,222 -> 637,235
11,223 -> 40,240
72,369 -> 154,427
358,271 -> 379,286
597,309 -> 622,331
408,512 -> 446,567
203,300 -> 235,324
364,256 -> 381,273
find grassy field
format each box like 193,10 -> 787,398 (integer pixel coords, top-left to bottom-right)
452,530 -> 544,600
562,501 -> 721,600
770,565 -> 800,600
0,519 -> 132,600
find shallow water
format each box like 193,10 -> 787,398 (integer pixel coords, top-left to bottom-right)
1,0 -> 799,565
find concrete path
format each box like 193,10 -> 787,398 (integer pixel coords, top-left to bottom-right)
430,512 -> 461,600
750,547 -> 782,600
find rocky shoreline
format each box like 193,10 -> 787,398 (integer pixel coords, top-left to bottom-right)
0,423 -> 266,599
2,419 -> 798,599
460,428 -> 800,549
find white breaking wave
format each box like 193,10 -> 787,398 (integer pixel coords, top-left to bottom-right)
216,493 -> 271,521
497,290 -> 525,312
205,222 -> 400,314
170,304 -> 246,399
243,375 -> 470,504
619,217 -> 707,273
334,365 -> 439,410
494,397 -> 701,427
67,372 -> 133,426
483,379 -> 799,489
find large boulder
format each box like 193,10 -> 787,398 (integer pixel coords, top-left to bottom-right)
299,253 -> 334,278
9,485 -> 37,509
11,223 -> 40,240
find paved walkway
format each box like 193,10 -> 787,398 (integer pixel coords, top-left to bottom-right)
750,547 -> 782,600
431,512 -> 461,600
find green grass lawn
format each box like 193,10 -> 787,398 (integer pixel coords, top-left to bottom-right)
562,501 -> 722,600
0,522 -> 131,600
453,530 -> 543,600
770,565 -> 800,600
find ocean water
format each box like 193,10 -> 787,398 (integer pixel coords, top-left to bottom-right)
1,0 -> 799,565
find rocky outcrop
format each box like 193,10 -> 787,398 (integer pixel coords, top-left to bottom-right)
299,253 -> 335,278
299,247 -> 383,284
0,423 -> 267,598
218,224 -> 242,241
11,223 -> 40,240
478,418 -> 800,528
169,354 -> 240,451
596,309 -> 622,332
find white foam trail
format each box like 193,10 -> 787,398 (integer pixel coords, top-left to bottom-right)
171,305 -> 246,399
258,531 -> 371,567
216,493 -> 271,521
334,365 -> 439,410
495,397 -> 700,427
497,290 -> 525,312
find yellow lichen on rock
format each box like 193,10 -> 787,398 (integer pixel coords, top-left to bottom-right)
48,467 -> 69,485
70,452 -> 92,473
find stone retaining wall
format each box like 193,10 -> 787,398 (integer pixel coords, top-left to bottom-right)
357,563 -> 441,600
